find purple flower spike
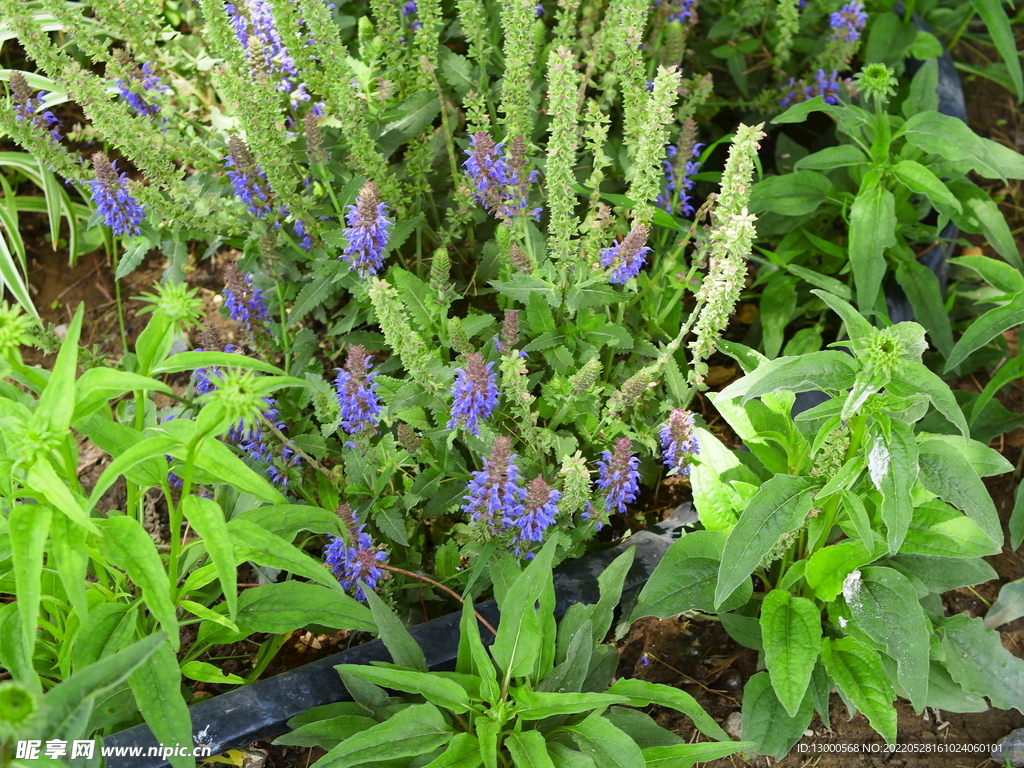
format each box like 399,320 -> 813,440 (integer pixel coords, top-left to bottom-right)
464,133 -> 541,220
658,120 -> 703,217
654,0 -> 697,22
325,505 -> 389,601
225,136 -> 273,218
805,69 -> 842,105
226,0 -> 309,109
659,409 -> 699,477
448,352 -> 500,435
595,437 -> 640,516
461,436 -> 524,535
341,181 -> 392,277
601,225 -> 651,284
88,152 -> 145,236
115,59 -> 169,118
9,71 -> 61,145
830,0 -> 867,42
334,344 -> 382,434
223,263 -> 272,337
505,476 -> 560,557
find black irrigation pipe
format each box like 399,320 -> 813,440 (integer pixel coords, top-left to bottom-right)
104,506 -> 698,767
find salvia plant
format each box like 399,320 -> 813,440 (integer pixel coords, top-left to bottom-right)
0,0 -> 1021,762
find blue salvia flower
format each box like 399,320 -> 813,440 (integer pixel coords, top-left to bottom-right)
334,344 -> 382,434
294,219 -> 314,251
341,181 -> 392,277
830,0 -> 867,42
505,476 -> 560,557
9,71 -> 61,145
325,505 -> 389,601
223,263 -> 273,338
502,135 -> 543,221
114,54 -> 169,118
600,224 -> 651,284
448,351 -> 500,435
464,133 -> 541,220
805,69 -> 842,105
399,1 -> 422,43
659,409 -> 699,477
595,437 -> 640,517
779,77 -> 799,108
88,152 -> 145,236
226,0 -> 310,109
461,436 -> 524,535
658,120 -> 703,217
654,0 -> 697,22
225,136 -> 273,218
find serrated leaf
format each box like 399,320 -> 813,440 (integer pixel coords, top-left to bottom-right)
740,671 -> 814,759
288,278 -> 340,328
234,581 -> 375,633
116,236 -> 152,280
940,614 -> 1024,713
316,703 -> 452,767
806,540 -> 877,602
820,637 -> 896,744
901,501 -> 1000,558
604,678 -> 730,742
917,438 -> 1001,545
128,639 -> 194,768
760,590 -> 821,717
565,715 -> 643,768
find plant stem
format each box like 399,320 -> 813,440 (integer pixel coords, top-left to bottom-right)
380,564 -> 498,637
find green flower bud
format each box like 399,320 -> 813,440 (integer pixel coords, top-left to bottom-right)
853,63 -> 898,107
557,451 -> 592,519
136,281 -> 204,330
0,681 -> 40,741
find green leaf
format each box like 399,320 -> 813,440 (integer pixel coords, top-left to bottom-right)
761,275 -> 797,359
489,275 -> 560,307
422,733 -> 483,768
903,60 -> 939,117
228,518 -> 347,592
9,504 -> 51,671
985,578 -> 1024,629
491,537 -> 557,679
234,503 -> 342,541
849,178 -> 896,311
715,475 -> 814,608
72,603 -> 136,672
506,732 -> 556,768
235,581 -> 375,633
806,540 -> 877,602
760,590 -> 821,717
944,292 -> 1024,373
376,90 -> 442,158
97,516 -> 179,650
740,672 -> 814,759
565,715 -> 644,768
967,0 -> 1023,100
846,567 -> 930,712
316,704 -> 452,767
794,145 -> 867,172
74,368 -> 173,418
940,614 -> 1024,713
889,160 -> 961,215
947,179 -> 1024,273
718,351 -> 858,402
181,495 -> 237,619
749,171 -> 832,217
921,660 -> 988,713
887,554 -> 996,595
640,742 -> 754,768
901,500 -> 1001,558
457,599 -> 499,702
180,660 -> 247,685
85,436 -> 178,513
115,236 -> 152,280
546,744 -> 595,768
1011,479 -> 1024,550
150,350 -> 286,376
288,278 -> 340,328
363,588 -> 428,672
970,357 -> 1024,425
820,637 -> 896,744
336,664 -> 472,712
513,690 -> 629,720
632,531 -> 752,619
908,30 -> 942,60
864,12 -> 917,66
127,639 -> 194,768
950,254 -> 1024,294
893,260 -> 954,359
604,678 -> 730,742
917,438 -> 1001,545
867,416 -> 919,554
542,618 -> 593,695
810,290 -> 874,351
50,511 -> 88,619
274,715 -> 379,750
888,361 -> 969,438
392,268 -> 435,333
477,717 -> 499,768
35,302 -> 82,436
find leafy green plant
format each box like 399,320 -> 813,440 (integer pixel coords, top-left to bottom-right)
633,290 -> 1024,758
278,538 -> 751,768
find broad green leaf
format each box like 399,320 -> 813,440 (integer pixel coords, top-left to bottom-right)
970,357 -> 1024,425
27,457 -> 97,533
235,503 -> 343,540
477,717 -> 499,768
794,145 -> 867,171
491,537 -> 557,679
74,368 -> 173,419
715,475 -> 813,608
893,260 -> 954,359
922,660 -> 987,713
887,554 -> 996,595
915,434 -> 1011,477
182,495 -> 237,620
719,351 -> 858,402
740,672 -> 814,759
761,275 -> 797,359
513,690 -> 629,720
968,0 -> 1023,100
950,255 -> 1024,294
227,518 -> 343,592
985,578 -> 1024,629
180,660 -> 247,685
820,637 -> 896,744
900,112 -> 1024,182
1011,479 -> 1024,550
749,171 -> 832,216
846,567 -> 930,712
889,160 -> 961,215
760,590 -> 821,717
687,428 -> 752,531
546,743 -> 595,768
849,179 -> 896,311
541,618 -> 593,695
422,733 -> 483,768
85,436 -> 179,512
274,715 -> 379,750
806,540 -> 877,601
940,614 -> 1024,713
179,600 -> 240,633
888,361 -> 969,438
867,416 -> 918,554
506,731 -> 556,768
316,704 -> 452,768
9,504 -> 51,670
457,599 -> 499,702
903,60 -> 938,117
810,290 -> 874,351
632,531 -> 752,619
71,603 -> 136,673
235,581 -> 375,633
901,501 -> 1000,558
336,664 -> 472,712
604,678 -> 730,742
944,292 -> 1024,373
603,708 -> 683,749
641,742 -> 754,768
947,179 -> 1024,273
363,588 -> 427,672
150,350 -> 286,376
97,516 -> 179,650
917,439 -> 1001,545
565,715 -> 644,768
50,512 -> 88,619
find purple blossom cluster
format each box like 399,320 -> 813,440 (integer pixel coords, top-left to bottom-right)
226,0 -> 310,109
780,69 -> 842,107
659,409 -> 699,476
325,505 -> 389,601
399,1 -> 422,43
334,344 -> 382,435
115,61 -> 169,118
601,224 -> 651,284
223,263 -> 273,339
505,477 -> 560,557
658,123 -> 703,217
448,352 -> 500,435
655,0 -> 697,22
461,436 -> 524,536
9,71 -> 61,145
88,152 -> 145,236
595,437 -> 640,516
341,181 -> 392,277
225,136 -> 273,218
830,0 -> 868,42
464,133 -> 542,220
